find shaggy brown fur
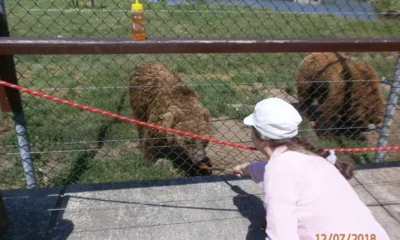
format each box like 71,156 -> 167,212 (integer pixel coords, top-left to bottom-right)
295,52 -> 385,138
129,62 -> 213,176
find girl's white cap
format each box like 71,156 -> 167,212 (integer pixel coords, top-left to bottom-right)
243,97 -> 303,140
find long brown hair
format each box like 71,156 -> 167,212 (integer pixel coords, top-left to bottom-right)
252,127 -> 354,179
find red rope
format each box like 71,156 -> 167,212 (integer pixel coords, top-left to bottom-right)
1,80 -> 399,153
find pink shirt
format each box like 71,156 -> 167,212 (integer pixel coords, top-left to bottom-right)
247,145 -> 390,240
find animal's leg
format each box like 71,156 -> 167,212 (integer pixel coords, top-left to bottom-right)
315,96 -> 342,138
137,125 -> 160,166
130,103 -> 150,159
136,124 -> 147,157
141,137 -> 159,166
296,78 -> 314,119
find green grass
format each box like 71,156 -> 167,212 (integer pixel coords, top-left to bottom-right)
374,0 -> 400,13
1,0 -> 399,189
49,149 -> 182,187
4,0 -> 400,38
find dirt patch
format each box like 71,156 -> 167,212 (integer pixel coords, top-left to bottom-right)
197,73 -> 235,81
0,117 -> 15,170
178,73 -> 235,82
93,140 -> 138,162
234,83 -> 298,103
360,83 -> 400,161
0,114 -> 14,131
204,84 -> 301,174
205,111 -> 400,172
0,155 -> 15,170
227,82 -> 400,162
362,103 -> 400,161
206,117 -> 266,175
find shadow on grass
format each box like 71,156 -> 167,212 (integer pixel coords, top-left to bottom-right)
57,92 -> 128,186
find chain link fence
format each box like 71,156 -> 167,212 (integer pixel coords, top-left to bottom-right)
1,0 -> 400,189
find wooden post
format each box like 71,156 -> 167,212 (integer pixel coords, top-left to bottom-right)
0,192 -> 9,237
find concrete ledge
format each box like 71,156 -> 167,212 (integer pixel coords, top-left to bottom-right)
1,166 -> 400,240
1,187 -> 62,240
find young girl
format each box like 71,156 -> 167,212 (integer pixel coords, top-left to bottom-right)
232,97 -> 390,240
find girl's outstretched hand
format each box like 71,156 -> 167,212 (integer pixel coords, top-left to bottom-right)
232,162 -> 251,177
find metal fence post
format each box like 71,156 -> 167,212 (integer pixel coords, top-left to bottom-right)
375,54 -> 400,163
0,0 -> 37,189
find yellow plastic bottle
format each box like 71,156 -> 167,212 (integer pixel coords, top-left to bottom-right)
131,0 -> 147,41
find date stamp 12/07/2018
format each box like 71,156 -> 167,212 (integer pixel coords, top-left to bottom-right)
315,234 -> 376,240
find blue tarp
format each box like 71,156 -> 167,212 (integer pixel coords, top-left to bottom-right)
149,0 -> 379,20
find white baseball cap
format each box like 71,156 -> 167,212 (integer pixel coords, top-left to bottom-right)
243,97 -> 302,140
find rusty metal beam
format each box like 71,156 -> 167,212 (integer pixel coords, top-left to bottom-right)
0,37 -> 399,55
0,3 -> 22,113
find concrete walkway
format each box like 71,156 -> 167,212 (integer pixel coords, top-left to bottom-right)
1,163 -> 400,240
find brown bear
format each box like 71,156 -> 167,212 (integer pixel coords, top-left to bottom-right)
295,52 -> 386,138
128,62 -> 213,176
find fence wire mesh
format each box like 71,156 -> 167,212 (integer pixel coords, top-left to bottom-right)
1,0 -> 400,189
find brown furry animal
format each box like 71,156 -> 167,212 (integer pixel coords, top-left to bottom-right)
295,52 -> 385,138
129,62 -> 213,176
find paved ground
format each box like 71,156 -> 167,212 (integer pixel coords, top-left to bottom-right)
1,163 -> 400,240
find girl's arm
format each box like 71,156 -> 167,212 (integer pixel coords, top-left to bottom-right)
247,161 -> 267,183
233,161 -> 268,183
